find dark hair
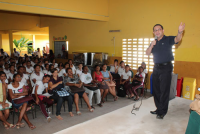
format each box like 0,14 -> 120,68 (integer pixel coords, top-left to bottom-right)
138,66 -> 144,71
78,63 -> 83,66
102,64 -> 107,67
0,65 -> 3,69
120,61 -> 124,64
0,71 -> 6,76
66,67 -> 72,73
153,24 -> 163,31
44,63 -> 49,68
9,65 -> 15,68
34,64 -> 40,69
17,66 -> 24,71
51,68 -> 58,74
49,64 -> 54,71
94,65 -> 100,69
114,59 -> 118,63
22,61 -> 26,65
64,62 -> 69,66
125,65 -> 129,67
50,50 -> 54,55
13,73 -> 20,82
83,65 -> 87,70
26,60 -> 31,63
43,75 -> 50,79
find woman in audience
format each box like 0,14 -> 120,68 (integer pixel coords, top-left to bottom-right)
118,61 -> 125,76
26,61 -> 34,75
49,68 -> 74,120
43,64 -> 51,75
0,81 -> 14,129
8,74 -> 36,130
64,68 -> 94,115
76,63 -> 83,77
68,59 -> 76,74
7,65 -> 16,83
101,64 -> 118,101
59,62 -> 69,77
141,62 -> 148,75
131,66 -> 145,101
92,65 -> 109,103
32,75 -> 53,122
120,65 -> 132,97
18,66 -> 30,90
30,65 -> 44,87
80,66 -> 102,108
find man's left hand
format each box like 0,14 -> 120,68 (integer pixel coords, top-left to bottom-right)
178,22 -> 185,33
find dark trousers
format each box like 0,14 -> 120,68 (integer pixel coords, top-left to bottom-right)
152,63 -> 173,115
50,95 -> 73,116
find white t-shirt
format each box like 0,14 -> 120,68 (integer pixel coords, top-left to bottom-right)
30,72 -> 44,87
26,66 -> 34,74
122,71 -> 132,80
32,81 -> 48,94
43,70 -> 52,75
80,73 -> 93,84
14,51 -> 20,57
110,65 -> 118,73
71,65 -> 76,74
0,79 -> 8,84
59,68 -> 67,77
3,69 -> 10,74
52,63 -> 58,68
118,66 -> 125,76
136,72 -> 146,85
76,69 -> 82,77
6,72 -> 16,80
8,82 -> 25,100
21,74 -> 29,86
31,61 -> 35,67
143,69 -> 148,74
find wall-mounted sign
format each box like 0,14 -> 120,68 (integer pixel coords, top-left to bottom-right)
53,35 -> 67,41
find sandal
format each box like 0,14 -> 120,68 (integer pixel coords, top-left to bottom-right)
114,96 -> 118,101
56,115 -> 63,120
3,124 -> 9,129
76,111 -> 81,115
19,123 -> 25,128
9,124 -> 16,128
89,108 -> 94,112
29,125 -> 36,130
97,103 -> 103,107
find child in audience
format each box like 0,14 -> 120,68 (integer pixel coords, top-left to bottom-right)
120,65 -> 132,97
141,62 -> 148,74
43,64 -> 51,75
59,62 -> 69,77
7,65 -> 16,83
0,71 -> 8,85
80,66 -> 102,108
51,59 -> 58,68
0,81 -> 14,129
30,65 -> 44,87
118,61 -> 125,76
32,75 -> 53,122
57,62 -> 63,72
76,63 -> 83,77
110,59 -> 119,74
101,64 -> 118,101
131,66 -> 145,101
8,74 -> 36,130
3,63 -> 10,74
68,59 -> 76,74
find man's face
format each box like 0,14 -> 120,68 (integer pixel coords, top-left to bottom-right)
153,26 -> 164,39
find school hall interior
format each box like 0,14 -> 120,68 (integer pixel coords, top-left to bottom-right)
0,0 -> 199,134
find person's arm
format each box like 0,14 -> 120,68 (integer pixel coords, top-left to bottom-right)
146,40 -> 156,55
120,75 -> 123,84
174,22 -> 185,43
32,79 -> 36,84
108,71 -> 113,81
49,81 -> 62,90
8,87 -> 28,100
92,72 -> 99,83
115,66 -> 119,74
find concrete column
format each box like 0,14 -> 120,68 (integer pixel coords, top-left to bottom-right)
0,34 -> 2,48
8,30 -> 13,56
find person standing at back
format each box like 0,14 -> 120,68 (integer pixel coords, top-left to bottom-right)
146,23 -> 185,119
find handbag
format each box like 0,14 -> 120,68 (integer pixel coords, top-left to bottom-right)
85,83 -> 99,91
56,88 -> 70,97
13,96 -> 33,104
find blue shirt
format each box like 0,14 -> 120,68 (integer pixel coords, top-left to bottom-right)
101,71 -> 110,81
152,35 -> 177,64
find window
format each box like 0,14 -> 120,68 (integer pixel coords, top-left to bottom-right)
122,38 -> 175,72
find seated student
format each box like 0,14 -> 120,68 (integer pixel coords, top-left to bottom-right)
76,63 -> 83,77
49,69 -> 74,120
120,65 -> 132,97
43,64 -> 51,75
32,75 -> 53,122
22,62 -> 26,68
80,66 -> 102,108
0,71 -> 8,87
118,61 -> 125,77
49,64 -> 54,74
3,63 -> 10,74
18,66 -> 30,89
101,64 -> 118,101
68,59 -> 76,74
59,62 -> 69,77
110,59 -> 119,74
30,65 -> 44,87
7,65 -> 16,83
141,62 -> 148,75
0,75 -> 14,129
64,68 -> 94,115
92,65 -> 109,103
37,61 -> 44,72
57,62 -> 63,72
8,74 -> 36,130
130,66 -> 145,101
51,59 -> 58,68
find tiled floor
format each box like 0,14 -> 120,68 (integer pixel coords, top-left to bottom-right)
0,93 -> 152,134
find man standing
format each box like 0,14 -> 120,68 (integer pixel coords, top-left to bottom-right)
146,22 -> 185,119
13,48 -> 20,57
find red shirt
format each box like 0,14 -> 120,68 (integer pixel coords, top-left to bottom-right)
94,72 -> 103,82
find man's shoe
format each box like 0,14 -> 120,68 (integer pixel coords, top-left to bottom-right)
156,114 -> 165,119
150,110 -> 157,115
